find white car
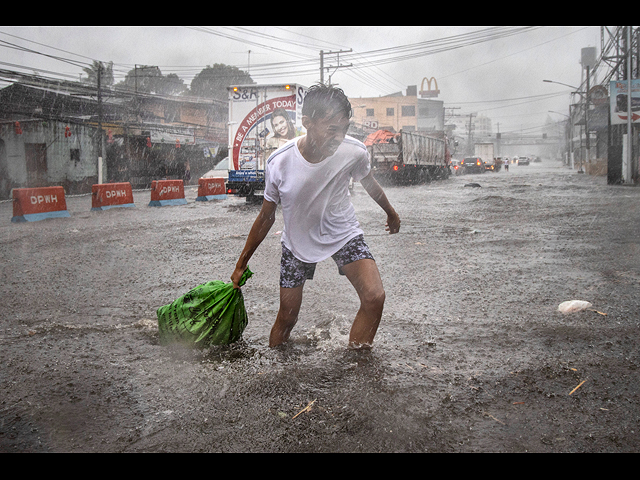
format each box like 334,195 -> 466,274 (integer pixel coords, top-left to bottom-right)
202,157 -> 229,180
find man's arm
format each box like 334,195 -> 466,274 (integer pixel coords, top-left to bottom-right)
359,171 -> 401,234
231,199 -> 278,288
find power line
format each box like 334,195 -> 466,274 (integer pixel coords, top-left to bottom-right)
0,30 -> 98,65
226,27 -> 325,52
341,27 -> 538,68
1,26 -> 542,96
185,26 -> 539,89
186,27 -> 316,61
448,91 -> 570,106
1,26 -> 570,110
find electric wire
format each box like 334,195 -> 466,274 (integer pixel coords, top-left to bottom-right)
1,26 -> 540,95
0,26 -> 602,134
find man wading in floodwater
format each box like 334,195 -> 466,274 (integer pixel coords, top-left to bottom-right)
231,84 -> 401,349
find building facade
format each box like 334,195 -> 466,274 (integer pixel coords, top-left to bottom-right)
0,118 -> 103,199
0,81 -> 228,198
349,86 -> 445,135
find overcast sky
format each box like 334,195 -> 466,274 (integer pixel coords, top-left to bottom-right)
0,26 -> 601,135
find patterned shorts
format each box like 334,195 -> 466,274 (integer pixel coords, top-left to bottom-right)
280,234 -> 375,288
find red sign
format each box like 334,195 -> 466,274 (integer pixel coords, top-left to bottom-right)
616,112 -> 640,121
91,182 -> 135,210
11,186 -> 70,222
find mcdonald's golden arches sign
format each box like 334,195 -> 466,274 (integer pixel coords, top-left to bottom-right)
419,77 -> 440,98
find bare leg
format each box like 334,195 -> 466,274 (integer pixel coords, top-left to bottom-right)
340,259 -> 386,349
269,284 -> 304,347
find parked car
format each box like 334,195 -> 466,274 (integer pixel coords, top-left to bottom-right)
202,157 -> 230,180
460,157 -> 484,174
518,156 -> 530,166
450,159 -> 463,175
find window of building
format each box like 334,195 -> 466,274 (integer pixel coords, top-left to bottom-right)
70,148 -> 81,164
401,105 -> 415,117
366,108 -> 374,117
387,108 -> 394,116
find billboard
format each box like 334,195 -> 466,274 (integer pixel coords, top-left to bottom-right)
610,79 -> 640,125
228,84 -> 306,170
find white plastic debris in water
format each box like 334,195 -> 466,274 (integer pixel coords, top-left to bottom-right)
558,300 -> 593,314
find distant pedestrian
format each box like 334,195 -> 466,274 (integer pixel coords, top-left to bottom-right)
184,161 -> 191,183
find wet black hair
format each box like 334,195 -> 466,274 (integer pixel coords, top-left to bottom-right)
302,84 -> 353,121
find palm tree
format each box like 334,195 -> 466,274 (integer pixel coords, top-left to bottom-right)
82,61 -> 114,88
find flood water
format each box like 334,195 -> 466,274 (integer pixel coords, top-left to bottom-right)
2,161 -> 640,452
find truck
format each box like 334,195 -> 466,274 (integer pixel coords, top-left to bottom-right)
225,83 -> 307,201
474,142 -> 500,172
366,129 -> 450,184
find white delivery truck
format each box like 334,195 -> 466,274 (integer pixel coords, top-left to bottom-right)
474,142 -> 500,172
225,83 -> 307,202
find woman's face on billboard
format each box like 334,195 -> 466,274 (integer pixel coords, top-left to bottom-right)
272,115 -> 289,137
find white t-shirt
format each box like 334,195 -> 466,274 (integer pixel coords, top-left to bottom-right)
264,135 -> 371,263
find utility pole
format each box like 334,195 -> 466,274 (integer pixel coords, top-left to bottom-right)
467,113 -> 475,155
97,62 -> 103,184
600,27 -> 638,185
319,49 -> 352,85
581,63 -> 590,174
444,106 -> 461,122
580,46 -> 597,174
626,26 -> 634,183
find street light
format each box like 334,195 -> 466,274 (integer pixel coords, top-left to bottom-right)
543,79 -> 588,173
543,79 -> 583,96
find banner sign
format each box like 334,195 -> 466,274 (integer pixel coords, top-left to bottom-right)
231,94 -> 297,170
610,79 -> 640,125
228,85 -> 306,171
150,126 -> 195,145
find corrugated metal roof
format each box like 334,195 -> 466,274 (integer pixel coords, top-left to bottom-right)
364,129 -> 398,146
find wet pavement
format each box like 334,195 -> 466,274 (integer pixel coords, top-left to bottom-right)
1,161 -> 639,452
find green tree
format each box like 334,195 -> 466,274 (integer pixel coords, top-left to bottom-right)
161,73 -> 187,96
188,64 -> 254,101
116,66 -> 186,96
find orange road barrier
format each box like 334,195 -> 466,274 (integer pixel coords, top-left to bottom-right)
11,186 -> 71,222
196,177 -> 227,201
148,179 -> 187,207
91,182 -> 135,210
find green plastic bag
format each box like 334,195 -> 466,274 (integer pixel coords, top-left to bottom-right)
157,268 -> 253,347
